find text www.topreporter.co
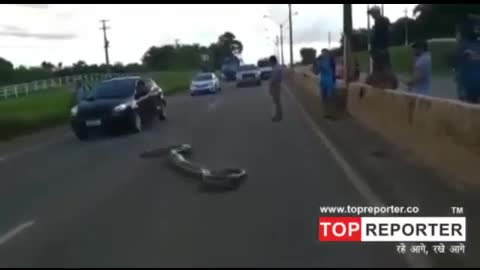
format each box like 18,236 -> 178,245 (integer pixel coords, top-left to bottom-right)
319,205 -> 420,216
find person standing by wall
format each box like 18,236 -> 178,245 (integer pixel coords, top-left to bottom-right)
453,15 -> 480,104
365,5 -> 399,90
368,6 -> 391,70
329,51 -> 337,86
313,49 -> 335,118
407,41 -> 432,95
269,55 -> 283,122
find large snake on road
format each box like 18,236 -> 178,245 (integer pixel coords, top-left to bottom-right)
140,144 -> 247,190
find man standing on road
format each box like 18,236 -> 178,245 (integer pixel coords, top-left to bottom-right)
407,41 -> 432,95
269,55 -> 283,122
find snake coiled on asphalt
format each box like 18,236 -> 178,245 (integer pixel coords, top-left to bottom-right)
140,144 -> 247,190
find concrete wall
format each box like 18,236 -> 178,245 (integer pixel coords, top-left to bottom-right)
347,83 -> 480,188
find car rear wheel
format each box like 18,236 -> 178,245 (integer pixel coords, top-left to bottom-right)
257,80 -> 261,86
74,129 -> 89,141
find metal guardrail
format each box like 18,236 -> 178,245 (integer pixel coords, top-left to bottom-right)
0,73 -> 134,100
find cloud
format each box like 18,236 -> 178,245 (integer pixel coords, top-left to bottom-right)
11,4 -> 49,9
1,25 -> 27,32
0,26 -> 77,40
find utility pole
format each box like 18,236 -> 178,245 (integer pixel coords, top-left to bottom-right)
404,7 -> 409,46
280,24 -> 285,66
343,4 -> 353,84
275,35 -> 280,60
367,4 -> 372,74
288,3 -> 294,67
381,4 -> 385,16
100,19 -> 110,66
328,31 -> 331,49
175,38 -> 180,48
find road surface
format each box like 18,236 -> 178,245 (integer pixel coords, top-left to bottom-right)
359,72 -> 458,99
396,74 -> 457,99
0,81 -> 476,267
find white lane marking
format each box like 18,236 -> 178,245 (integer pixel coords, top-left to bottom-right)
284,84 -> 432,268
0,133 -> 72,163
0,221 -> 35,246
207,97 -> 222,112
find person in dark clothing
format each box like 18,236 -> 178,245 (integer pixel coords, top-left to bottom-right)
368,6 -> 391,69
452,15 -> 480,103
269,55 -> 283,122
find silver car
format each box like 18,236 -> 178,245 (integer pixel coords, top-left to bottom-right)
190,73 -> 221,96
236,65 -> 261,87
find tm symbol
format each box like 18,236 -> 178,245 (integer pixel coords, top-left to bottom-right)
451,207 -> 464,215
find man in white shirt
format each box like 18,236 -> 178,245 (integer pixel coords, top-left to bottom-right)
407,41 -> 432,95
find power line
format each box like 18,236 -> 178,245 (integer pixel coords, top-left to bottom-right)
100,19 -> 110,66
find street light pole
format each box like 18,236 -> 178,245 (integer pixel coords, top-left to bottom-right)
275,35 -> 280,59
263,12 -> 298,67
288,3 -> 294,67
280,24 -> 285,66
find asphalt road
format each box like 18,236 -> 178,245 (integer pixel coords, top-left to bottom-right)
0,81 -> 472,267
359,72 -> 458,99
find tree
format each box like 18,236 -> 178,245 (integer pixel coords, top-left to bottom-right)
41,61 -> 55,72
112,62 -> 125,73
412,4 -> 480,39
141,44 -> 207,71
299,48 -> 317,65
339,29 -> 369,52
0,57 -> 14,85
218,32 -> 243,55
390,17 -> 418,46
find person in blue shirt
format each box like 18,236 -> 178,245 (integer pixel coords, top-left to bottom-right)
329,51 -> 336,86
320,49 -> 335,100
453,16 -> 480,103
407,41 -> 432,95
313,49 -> 335,113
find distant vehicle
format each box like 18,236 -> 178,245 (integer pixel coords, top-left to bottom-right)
70,76 -> 167,140
236,64 -> 261,87
190,72 -> 221,96
259,66 -> 273,80
222,56 -> 240,81
257,58 -> 273,80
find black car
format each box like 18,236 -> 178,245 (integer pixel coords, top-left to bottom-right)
70,76 -> 166,140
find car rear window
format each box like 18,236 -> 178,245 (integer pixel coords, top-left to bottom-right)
239,65 -> 257,71
193,74 -> 213,81
90,79 -> 136,99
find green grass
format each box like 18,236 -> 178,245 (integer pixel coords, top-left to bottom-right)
149,71 -> 194,95
0,87 -> 73,141
0,71 -> 194,141
355,41 -> 456,76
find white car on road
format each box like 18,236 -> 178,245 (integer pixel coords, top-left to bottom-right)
236,64 -> 261,87
190,73 -> 221,96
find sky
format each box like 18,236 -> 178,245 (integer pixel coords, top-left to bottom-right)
0,4 -> 418,68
